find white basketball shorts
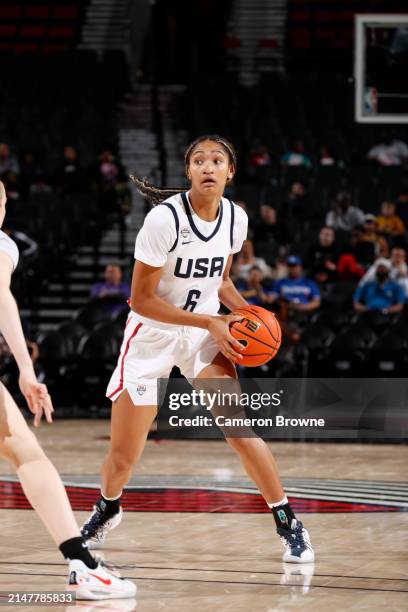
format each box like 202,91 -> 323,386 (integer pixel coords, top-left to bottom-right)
106,314 -> 220,406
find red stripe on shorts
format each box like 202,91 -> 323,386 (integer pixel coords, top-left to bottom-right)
108,321 -> 143,398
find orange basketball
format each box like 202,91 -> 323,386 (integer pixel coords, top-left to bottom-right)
229,305 -> 282,367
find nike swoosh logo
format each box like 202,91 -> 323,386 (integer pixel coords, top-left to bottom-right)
182,241 -> 193,245
89,573 -> 112,586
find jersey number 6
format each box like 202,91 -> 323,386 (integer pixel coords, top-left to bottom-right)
183,289 -> 202,312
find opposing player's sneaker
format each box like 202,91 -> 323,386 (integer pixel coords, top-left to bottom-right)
81,499 -> 123,549
277,519 -> 314,563
68,559 -> 136,600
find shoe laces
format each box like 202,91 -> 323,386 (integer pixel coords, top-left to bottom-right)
83,504 -> 108,538
95,556 -> 121,578
280,520 -> 312,551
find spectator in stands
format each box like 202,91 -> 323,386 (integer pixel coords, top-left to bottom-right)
326,191 -> 365,232
253,205 -> 288,250
367,133 -> 408,166
390,247 -> 408,297
353,260 -> 405,314
0,143 -> 19,177
305,226 -> 339,283
396,190 -> 408,227
360,214 -> 389,257
376,201 -> 406,238
56,146 -> 86,194
96,148 -> 123,187
249,144 -> 271,169
0,143 -> 20,201
235,239 -> 271,279
281,140 -> 312,168
235,265 -> 274,307
95,148 -> 128,215
283,181 -> 311,221
318,145 -> 336,167
271,256 -> 321,312
358,248 -> 408,299
337,226 -> 374,280
89,264 -> 130,316
19,150 -> 45,197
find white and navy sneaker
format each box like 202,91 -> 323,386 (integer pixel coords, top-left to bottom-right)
68,559 -> 136,600
81,500 -> 123,550
277,519 -> 315,563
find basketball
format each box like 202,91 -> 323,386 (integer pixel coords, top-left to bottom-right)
230,305 -> 282,367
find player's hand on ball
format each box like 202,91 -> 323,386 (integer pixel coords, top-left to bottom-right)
207,314 -> 244,363
19,374 -> 54,426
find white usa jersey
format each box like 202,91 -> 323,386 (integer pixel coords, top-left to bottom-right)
0,229 -> 19,271
133,191 -> 248,330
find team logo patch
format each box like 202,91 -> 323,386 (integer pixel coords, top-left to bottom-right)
180,226 -> 191,239
137,384 -> 146,396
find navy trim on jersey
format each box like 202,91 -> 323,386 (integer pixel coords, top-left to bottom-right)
180,192 -> 223,242
161,202 -> 179,252
229,200 -> 235,249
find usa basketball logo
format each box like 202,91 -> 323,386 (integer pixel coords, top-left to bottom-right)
137,384 -> 146,396
180,226 -> 191,239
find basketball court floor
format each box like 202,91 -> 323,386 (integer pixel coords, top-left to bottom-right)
0,420 -> 407,611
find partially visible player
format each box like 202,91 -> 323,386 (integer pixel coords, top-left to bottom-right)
0,180 -> 136,600
81,135 -> 314,564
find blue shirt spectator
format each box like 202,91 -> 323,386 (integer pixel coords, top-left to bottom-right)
272,256 -> 321,312
235,266 -> 274,306
353,276 -> 405,313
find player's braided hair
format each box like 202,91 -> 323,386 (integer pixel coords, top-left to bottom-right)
130,134 -> 237,207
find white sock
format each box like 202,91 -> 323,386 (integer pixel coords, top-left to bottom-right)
267,496 -> 288,509
101,491 -> 122,501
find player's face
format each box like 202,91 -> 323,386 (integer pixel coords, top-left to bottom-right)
187,140 -> 234,196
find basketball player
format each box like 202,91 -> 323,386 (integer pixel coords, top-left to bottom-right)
82,136 -> 314,563
0,181 -> 136,599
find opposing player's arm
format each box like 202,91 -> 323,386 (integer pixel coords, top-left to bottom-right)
0,252 -> 53,424
218,255 -> 248,311
130,260 -> 243,361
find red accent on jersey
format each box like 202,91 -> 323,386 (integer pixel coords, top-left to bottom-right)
107,322 -> 142,398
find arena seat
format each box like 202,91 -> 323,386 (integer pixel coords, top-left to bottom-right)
365,330 -> 408,377
75,305 -> 109,330
324,327 -> 374,376
74,322 -> 122,407
113,307 -> 130,328
311,309 -> 351,332
58,320 -> 87,355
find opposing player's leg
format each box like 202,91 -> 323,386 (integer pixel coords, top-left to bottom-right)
82,389 -> 156,548
0,382 -> 136,598
195,353 -> 314,563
